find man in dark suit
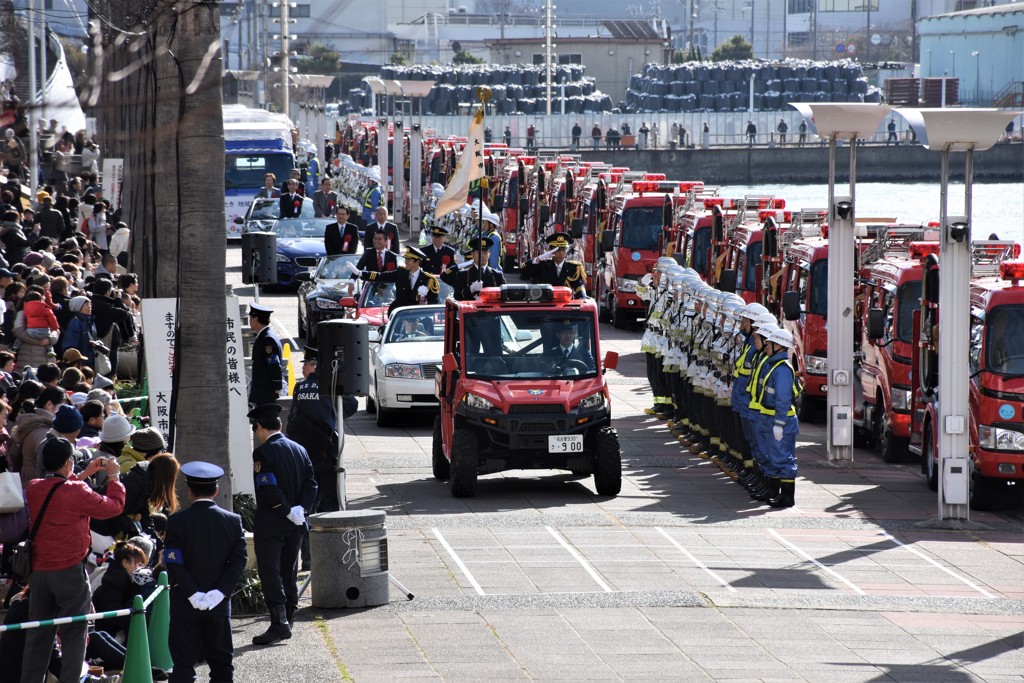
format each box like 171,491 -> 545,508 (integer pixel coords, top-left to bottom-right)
247,303 -> 283,406
249,403 -> 318,645
164,461 -> 247,683
324,205 -> 360,255
521,232 -> 588,299
279,179 -> 304,218
440,237 -> 505,301
353,228 -> 399,275
360,246 -> 439,313
421,225 -> 458,275
361,206 -> 400,252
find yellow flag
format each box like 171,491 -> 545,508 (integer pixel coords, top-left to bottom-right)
435,109 -> 486,219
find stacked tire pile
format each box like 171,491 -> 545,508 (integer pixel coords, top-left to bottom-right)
624,60 -> 881,113
348,65 -> 613,115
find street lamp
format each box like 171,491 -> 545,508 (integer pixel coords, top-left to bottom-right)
789,102 -> 894,463
897,107 -> 1022,522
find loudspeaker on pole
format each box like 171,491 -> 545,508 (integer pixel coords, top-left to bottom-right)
317,319 -> 369,396
241,231 -> 278,284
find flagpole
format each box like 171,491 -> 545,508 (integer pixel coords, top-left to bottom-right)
475,86 -> 492,286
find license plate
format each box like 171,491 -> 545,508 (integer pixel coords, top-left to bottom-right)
548,435 -> 583,453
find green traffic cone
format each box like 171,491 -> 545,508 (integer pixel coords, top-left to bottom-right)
148,572 -> 173,672
123,594 -> 153,683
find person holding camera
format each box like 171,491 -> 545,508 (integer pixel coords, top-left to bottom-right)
21,437 -> 125,683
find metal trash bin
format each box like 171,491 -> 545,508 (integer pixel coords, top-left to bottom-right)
309,510 -> 389,608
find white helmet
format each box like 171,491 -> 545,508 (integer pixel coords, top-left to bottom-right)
755,322 -> 779,338
741,302 -> 770,319
767,328 -> 796,349
752,312 -> 778,328
656,257 -> 677,273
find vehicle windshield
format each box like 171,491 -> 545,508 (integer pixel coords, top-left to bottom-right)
464,311 -> 598,379
273,218 -> 331,239
225,153 -> 294,191
387,308 -> 445,343
620,207 -> 663,250
316,254 -> 362,280
360,281 -> 396,309
689,226 -> 711,274
895,281 -> 922,343
250,198 -> 314,221
739,240 -> 762,291
807,258 -> 828,316
985,305 -> 1024,376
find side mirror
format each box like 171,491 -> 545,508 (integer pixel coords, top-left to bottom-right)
782,290 -> 802,321
867,307 -> 885,340
293,271 -> 312,283
338,296 -> 357,308
603,351 -> 619,371
518,196 -> 528,218
233,216 -> 245,224
539,204 -> 551,225
600,230 -> 615,252
294,256 -> 319,268
569,218 -> 583,239
491,194 -> 504,211
718,269 -> 737,293
442,352 -> 458,373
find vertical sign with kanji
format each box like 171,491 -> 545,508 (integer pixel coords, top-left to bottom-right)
142,298 -> 255,495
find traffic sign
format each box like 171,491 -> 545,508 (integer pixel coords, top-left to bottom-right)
847,44 -> 857,54
836,44 -> 846,53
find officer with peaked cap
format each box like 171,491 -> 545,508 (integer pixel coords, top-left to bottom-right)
247,303 -> 283,407
359,245 -> 440,313
522,232 -> 588,299
421,225 -> 457,275
248,403 -> 318,645
440,237 -> 505,301
287,346 -> 339,514
164,461 -> 247,682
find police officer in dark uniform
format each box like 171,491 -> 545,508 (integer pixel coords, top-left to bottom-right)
287,346 -> 339,514
359,246 -> 440,313
249,403 -> 318,645
421,225 -> 457,275
164,461 -> 247,683
247,303 -> 283,406
521,232 -> 588,299
440,237 -> 505,301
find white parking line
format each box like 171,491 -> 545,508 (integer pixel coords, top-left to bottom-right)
545,526 -> 614,593
879,532 -> 996,599
655,527 -> 737,593
433,528 -> 485,596
767,529 -> 867,596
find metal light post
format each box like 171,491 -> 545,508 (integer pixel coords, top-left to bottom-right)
399,80 -> 435,240
383,80 -> 404,227
790,103 -> 894,462
896,108 -> 1021,521
27,0 -> 38,194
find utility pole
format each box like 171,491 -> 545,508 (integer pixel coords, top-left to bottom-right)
281,0 -> 290,117
545,0 -> 553,115
27,0 -> 38,195
688,0 -> 695,56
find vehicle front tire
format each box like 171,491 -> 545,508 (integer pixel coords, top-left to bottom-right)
297,313 -> 307,339
449,429 -> 479,498
876,411 -> 909,464
924,427 -> 938,491
432,416 -> 450,481
611,299 -> 629,330
365,384 -> 377,414
593,427 -> 622,496
968,471 -> 995,511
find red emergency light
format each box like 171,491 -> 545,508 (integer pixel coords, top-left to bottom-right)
631,181 -> 660,193
677,181 -> 705,193
759,209 -> 792,223
999,260 -> 1024,282
610,167 -> 631,174
599,172 -> 624,184
926,220 -> 941,228
643,173 -> 667,181
544,161 -> 558,171
520,156 -> 536,165
703,197 -> 740,209
909,242 -> 940,260
756,198 -> 787,209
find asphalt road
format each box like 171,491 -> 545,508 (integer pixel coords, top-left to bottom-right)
224,245 -> 1024,683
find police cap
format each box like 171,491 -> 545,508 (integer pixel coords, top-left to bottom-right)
429,225 -> 449,236
247,403 -> 283,422
403,246 -> 427,261
464,237 -> 493,253
302,345 -> 318,363
545,232 -> 571,249
180,461 -> 224,486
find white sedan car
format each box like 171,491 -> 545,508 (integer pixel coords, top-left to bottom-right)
367,305 -> 445,427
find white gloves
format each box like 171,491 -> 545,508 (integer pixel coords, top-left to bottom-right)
773,425 -> 784,442
535,248 -> 558,262
287,505 -> 306,525
639,273 -> 653,286
345,262 -> 362,275
203,589 -> 225,610
188,592 -> 207,610
417,285 -> 428,298
469,281 -> 483,293
457,259 -> 475,270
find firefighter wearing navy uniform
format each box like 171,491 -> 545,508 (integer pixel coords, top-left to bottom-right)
249,403 -> 318,645
247,303 -> 283,407
421,225 -> 458,275
440,237 -> 506,301
521,232 -> 588,299
359,245 -> 440,313
164,462 -> 248,683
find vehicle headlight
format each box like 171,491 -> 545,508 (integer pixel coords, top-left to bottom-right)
978,425 -> 1024,451
276,253 -> 291,263
462,392 -> 494,410
579,391 -> 605,410
616,277 -> 637,293
314,297 -> 342,310
385,363 -> 422,379
804,354 -> 827,375
891,387 -> 911,411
